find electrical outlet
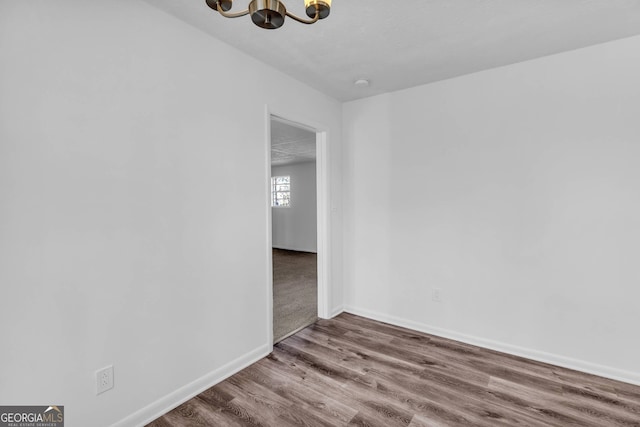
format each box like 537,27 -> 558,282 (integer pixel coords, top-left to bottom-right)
432,288 -> 442,302
96,365 -> 114,395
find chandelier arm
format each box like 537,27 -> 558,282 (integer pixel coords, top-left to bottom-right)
216,5 -> 250,18
285,9 -> 319,25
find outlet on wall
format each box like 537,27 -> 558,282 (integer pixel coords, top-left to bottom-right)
96,365 -> 114,395
432,287 -> 442,302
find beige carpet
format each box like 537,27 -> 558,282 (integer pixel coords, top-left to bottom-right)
273,249 -> 317,343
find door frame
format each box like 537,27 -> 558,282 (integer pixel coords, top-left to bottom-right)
265,105 -> 331,347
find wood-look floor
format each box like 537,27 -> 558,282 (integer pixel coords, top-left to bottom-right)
148,313 -> 640,426
273,249 -> 317,343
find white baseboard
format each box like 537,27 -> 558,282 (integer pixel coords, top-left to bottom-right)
343,305 -> 640,387
330,305 -> 344,318
112,343 -> 272,427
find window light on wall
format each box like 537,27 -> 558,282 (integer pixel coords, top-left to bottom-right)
271,176 -> 291,207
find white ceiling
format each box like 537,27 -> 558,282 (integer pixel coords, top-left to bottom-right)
271,119 -> 316,166
145,0 -> 640,102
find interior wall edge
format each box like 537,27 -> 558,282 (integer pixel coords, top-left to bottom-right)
112,343 -> 271,427
342,306 -> 640,388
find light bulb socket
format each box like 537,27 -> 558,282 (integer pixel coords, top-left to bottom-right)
249,0 -> 286,29
206,0 -> 233,12
305,0 -> 330,19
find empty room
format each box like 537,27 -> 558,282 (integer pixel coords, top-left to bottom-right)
1,1 -> 640,426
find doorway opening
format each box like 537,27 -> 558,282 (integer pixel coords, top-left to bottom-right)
268,114 -> 326,344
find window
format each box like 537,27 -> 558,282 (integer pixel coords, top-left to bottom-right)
271,176 -> 291,207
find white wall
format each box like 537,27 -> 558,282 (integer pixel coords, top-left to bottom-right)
272,162 -> 317,253
343,35 -> 640,385
0,1 -> 342,425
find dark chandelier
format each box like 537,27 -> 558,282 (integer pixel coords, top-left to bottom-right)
206,0 -> 331,30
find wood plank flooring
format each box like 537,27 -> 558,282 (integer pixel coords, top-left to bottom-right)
148,313 -> 640,426
272,249 -> 317,343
